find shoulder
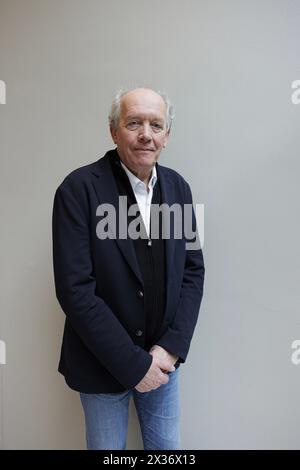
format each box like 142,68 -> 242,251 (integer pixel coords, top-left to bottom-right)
55,150 -> 112,196
58,160 -> 99,190
157,163 -> 190,187
53,154 -> 109,213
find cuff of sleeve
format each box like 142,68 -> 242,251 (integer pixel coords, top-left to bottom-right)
122,350 -> 153,390
155,328 -> 189,365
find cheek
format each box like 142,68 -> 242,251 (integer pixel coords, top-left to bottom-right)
154,137 -> 166,149
122,134 -> 136,149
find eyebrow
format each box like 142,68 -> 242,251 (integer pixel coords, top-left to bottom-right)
125,115 -> 165,123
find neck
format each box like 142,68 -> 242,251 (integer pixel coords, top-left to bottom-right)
120,160 -> 154,184
132,168 -> 153,184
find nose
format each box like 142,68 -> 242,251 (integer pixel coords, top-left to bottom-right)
138,123 -> 152,142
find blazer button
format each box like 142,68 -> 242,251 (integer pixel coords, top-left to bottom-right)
135,329 -> 143,337
137,290 -> 144,299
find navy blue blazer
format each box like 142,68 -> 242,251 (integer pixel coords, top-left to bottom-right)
52,149 -> 205,393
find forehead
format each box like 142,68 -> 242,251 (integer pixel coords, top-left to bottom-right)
120,89 -> 167,120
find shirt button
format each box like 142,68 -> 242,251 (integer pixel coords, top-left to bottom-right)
135,329 -> 143,337
137,290 -> 144,299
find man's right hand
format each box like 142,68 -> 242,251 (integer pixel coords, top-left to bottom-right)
134,355 -> 175,393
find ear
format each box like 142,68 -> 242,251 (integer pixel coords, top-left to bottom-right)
110,125 -> 118,145
163,128 -> 170,148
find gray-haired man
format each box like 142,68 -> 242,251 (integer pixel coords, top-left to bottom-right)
52,87 -> 205,449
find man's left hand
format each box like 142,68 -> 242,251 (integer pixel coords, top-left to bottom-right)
149,345 -> 179,373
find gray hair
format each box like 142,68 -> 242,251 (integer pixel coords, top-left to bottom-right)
109,87 -> 174,131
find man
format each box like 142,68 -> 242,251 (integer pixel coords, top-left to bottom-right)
52,87 -> 205,450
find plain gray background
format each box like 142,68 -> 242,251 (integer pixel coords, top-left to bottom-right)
0,0 -> 300,449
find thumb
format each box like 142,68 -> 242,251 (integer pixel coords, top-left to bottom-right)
161,360 -> 175,372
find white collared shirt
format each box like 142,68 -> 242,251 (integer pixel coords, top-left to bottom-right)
120,161 -> 157,237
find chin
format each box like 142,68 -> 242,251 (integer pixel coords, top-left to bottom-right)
135,155 -> 155,166
140,160 -> 156,170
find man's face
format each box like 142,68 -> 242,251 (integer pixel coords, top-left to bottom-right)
110,88 -> 170,176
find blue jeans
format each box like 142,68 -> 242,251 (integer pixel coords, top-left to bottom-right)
80,368 -> 180,450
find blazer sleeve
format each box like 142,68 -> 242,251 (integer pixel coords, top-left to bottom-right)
52,179 -> 153,389
155,181 -> 205,363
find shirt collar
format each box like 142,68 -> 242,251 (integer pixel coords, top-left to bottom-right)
120,160 -> 157,192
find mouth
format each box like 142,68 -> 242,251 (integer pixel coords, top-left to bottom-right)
134,148 -> 154,152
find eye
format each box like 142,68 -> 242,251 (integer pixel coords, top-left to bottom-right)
126,121 -> 140,130
151,122 -> 163,132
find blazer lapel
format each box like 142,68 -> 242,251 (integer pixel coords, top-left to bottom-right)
91,151 -> 143,285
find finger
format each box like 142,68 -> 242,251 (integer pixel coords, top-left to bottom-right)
162,361 -> 175,372
162,373 -> 169,385
158,371 -> 169,385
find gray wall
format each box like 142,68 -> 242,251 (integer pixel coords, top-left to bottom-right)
0,0 -> 299,449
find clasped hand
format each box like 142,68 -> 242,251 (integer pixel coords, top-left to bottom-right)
135,345 -> 178,393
